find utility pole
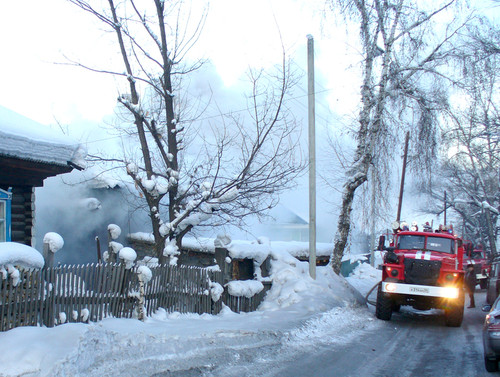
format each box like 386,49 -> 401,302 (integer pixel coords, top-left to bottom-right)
396,132 -> 410,222
307,35 -> 316,279
444,190 -> 447,226
370,168 -> 376,266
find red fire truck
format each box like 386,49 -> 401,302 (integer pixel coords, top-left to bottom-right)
463,242 -> 490,289
376,222 -> 465,327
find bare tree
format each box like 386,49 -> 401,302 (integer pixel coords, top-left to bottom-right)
326,0 -> 471,273
69,0 -> 303,263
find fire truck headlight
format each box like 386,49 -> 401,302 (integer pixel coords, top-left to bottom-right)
391,269 -> 399,277
445,274 -> 454,281
442,287 -> 459,299
385,283 -> 397,292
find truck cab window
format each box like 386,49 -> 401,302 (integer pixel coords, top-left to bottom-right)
397,235 -> 425,250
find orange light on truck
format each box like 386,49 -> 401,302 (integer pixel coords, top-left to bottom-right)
385,283 -> 397,292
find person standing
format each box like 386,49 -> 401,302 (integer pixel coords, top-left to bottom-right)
465,263 -> 477,308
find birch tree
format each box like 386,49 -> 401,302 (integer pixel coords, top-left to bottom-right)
69,0 -> 303,263
327,0 -> 469,273
432,21 -> 500,255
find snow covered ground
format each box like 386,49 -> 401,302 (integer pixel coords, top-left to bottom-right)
0,256 -> 382,377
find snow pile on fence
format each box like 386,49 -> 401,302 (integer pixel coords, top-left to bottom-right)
119,247 -> 137,269
128,232 -> 335,258
43,232 -> 64,253
0,242 -> 44,269
227,280 -> 264,298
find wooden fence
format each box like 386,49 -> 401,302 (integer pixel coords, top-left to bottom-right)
0,262 -> 269,332
221,283 -> 272,314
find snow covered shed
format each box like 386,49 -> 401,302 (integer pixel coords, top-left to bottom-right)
0,106 -> 86,245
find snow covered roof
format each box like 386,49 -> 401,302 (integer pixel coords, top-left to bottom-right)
268,204 -> 308,225
0,105 -> 86,169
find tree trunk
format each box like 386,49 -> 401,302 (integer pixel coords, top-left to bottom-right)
484,209 -> 498,257
330,169 -> 368,274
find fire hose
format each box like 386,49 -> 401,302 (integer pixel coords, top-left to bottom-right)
365,281 -> 381,306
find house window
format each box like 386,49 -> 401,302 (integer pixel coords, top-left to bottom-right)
0,188 -> 12,242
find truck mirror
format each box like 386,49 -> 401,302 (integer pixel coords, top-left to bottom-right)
378,235 -> 386,250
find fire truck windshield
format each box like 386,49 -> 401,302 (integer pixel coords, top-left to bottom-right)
397,235 -> 455,254
426,237 -> 455,254
397,235 -> 425,250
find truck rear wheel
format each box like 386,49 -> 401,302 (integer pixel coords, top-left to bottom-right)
376,284 -> 393,321
445,291 -> 464,327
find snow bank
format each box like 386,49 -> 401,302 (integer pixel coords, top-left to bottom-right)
0,242 -> 44,269
0,242 -> 380,377
345,263 -> 381,298
260,250 -> 366,313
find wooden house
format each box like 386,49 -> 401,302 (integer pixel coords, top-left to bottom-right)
0,106 -> 85,245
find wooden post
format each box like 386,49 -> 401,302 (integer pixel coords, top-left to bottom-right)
444,190 -> 447,226
396,132 -> 410,222
96,236 -> 102,263
43,241 -> 54,268
107,229 -> 115,263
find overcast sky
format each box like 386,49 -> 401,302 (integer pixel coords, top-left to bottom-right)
1,0 -> 499,241
0,0 -> 354,128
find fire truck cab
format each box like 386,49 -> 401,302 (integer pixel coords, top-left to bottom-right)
376,225 -> 465,327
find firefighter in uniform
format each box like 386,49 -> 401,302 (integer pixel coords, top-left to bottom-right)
465,263 -> 477,308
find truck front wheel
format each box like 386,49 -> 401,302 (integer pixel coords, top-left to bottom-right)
376,284 -> 393,321
445,291 -> 464,327
485,357 -> 498,372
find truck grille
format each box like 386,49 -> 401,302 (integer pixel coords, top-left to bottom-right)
403,258 -> 442,286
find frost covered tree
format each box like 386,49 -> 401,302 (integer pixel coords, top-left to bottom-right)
326,0 -> 473,273
68,0 -> 303,263
430,21 -> 500,255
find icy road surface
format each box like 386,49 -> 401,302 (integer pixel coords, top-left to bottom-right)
155,292 -> 490,377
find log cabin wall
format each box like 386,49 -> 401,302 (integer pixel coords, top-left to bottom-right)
0,185 -> 34,246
